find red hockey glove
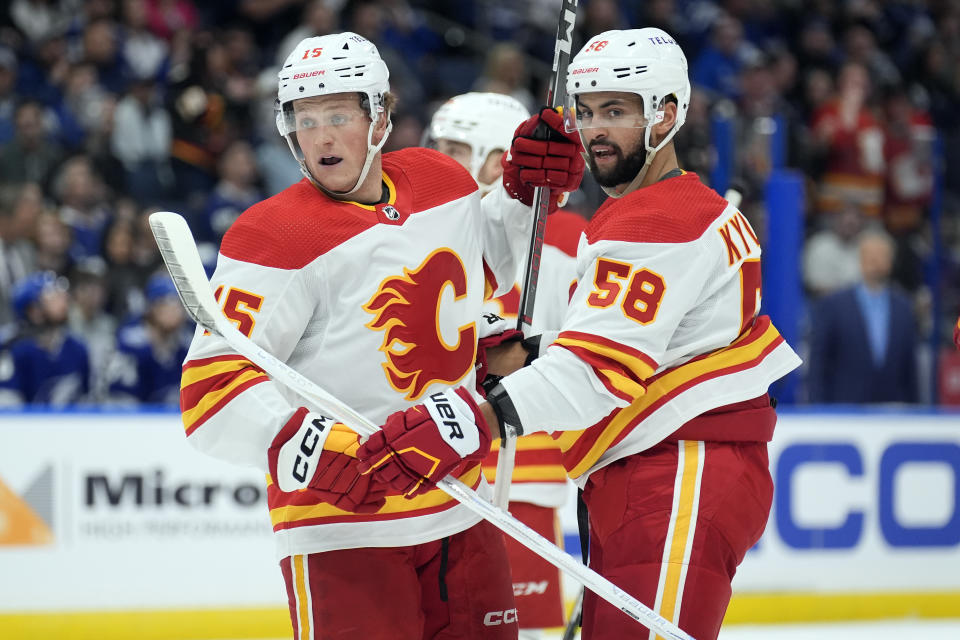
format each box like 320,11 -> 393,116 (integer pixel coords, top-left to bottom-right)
268,408 -> 387,514
475,327 -> 524,397
356,388 -> 493,498
502,107 -> 585,213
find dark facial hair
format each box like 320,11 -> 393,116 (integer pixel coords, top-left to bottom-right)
587,131 -> 648,188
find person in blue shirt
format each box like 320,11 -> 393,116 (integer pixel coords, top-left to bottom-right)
0,271 -> 91,406
808,229 -> 919,403
105,272 -> 190,406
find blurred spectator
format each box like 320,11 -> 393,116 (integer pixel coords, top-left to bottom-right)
0,48 -> 18,144
197,139 -> 262,242
0,183 -> 43,330
275,0 -> 339,66
0,100 -> 66,186
105,272 -> 190,406
144,0 -> 199,41
473,42 -> 535,112
843,23 -> 900,90
101,217 -> 147,319
811,62 -> 885,217
67,256 -> 116,399
882,86 -> 935,235
0,271 -> 91,406
795,18 -> 841,75
81,18 -> 132,95
577,0 -> 628,40
111,76 -> 173,205
32,210 -> 72,276
802,204 -> 865,298
347,0 -> 426,110
808,230 -> 919,403
674,88 -> 715,178
9,0 -> 71,44
691,13 -> 758,100
52,155 -> 113,261
252,68 -> 300,195
16,30 -> 71,106
54,62 -> 114,150
121,0 -> 171,81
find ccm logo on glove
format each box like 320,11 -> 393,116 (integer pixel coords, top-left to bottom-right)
274,412 -> 334,492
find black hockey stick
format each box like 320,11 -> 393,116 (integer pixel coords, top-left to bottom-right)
492,0 -> 580,511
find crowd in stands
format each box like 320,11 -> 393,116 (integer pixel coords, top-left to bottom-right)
0,0 -> 958,406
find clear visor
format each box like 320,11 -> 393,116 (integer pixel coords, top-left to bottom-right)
277,99 -> 370,137
563,94 -> 650,133
432,137 -> 475,171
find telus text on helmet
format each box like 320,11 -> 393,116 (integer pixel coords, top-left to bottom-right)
648,36 -> 676,45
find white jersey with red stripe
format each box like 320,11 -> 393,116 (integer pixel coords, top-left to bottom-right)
179,147 -> 532,558
482,210 -> 585,507
500,172 -> 802,487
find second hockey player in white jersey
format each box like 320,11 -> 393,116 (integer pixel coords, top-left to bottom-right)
357,27 -> 802,640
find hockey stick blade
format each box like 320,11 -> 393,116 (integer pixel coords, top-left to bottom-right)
149,211 -> 224,334
148,211 -> 695,640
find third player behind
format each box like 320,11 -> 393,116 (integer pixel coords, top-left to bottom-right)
424,91 -> 587,639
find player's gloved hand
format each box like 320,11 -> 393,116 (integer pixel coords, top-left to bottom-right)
476,328 -> 524,396
502,106 -> 585,213
268,408 -> 387,513
356,387 -> 493,498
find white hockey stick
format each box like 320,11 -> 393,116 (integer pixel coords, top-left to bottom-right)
150,211 -> 695,640
494,0 -> 580,511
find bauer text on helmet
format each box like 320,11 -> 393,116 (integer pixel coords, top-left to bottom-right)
276,32 -> 393,197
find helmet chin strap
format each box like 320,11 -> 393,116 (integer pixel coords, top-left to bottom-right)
476,176 -> 499,196
294,116 -> 393,200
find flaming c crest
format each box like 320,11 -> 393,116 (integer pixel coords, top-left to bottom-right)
364,249 -> 477,400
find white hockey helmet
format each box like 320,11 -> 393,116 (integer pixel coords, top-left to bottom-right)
276,32 -> 392,196
564,28 -> 690,194
424,92 -> 530,193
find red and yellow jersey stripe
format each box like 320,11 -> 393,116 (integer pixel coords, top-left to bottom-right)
481,433 -> 568,485
266,463 -> 484,530
553,330 -> 658,403
555,316 -> 785,479
180,355 -> 270,436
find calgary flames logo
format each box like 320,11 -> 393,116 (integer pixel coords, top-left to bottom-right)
364,249 -> 477,400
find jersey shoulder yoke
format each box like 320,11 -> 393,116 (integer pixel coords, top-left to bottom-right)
587,173 -> 728,245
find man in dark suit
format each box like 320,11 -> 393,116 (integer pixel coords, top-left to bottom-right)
808,229 -> 919,403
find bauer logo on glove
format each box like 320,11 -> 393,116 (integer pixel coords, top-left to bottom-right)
357,387 -> 492,498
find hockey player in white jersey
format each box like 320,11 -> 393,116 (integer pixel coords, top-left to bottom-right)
178,32 -> 584,640
426,92 -> 586,638
357,28 -> 801,640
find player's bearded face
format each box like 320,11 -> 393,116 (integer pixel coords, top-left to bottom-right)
586,130 -> 647,188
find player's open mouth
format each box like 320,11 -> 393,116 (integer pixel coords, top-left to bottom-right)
591,145 -> 616,159
320,156 -> 342,166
